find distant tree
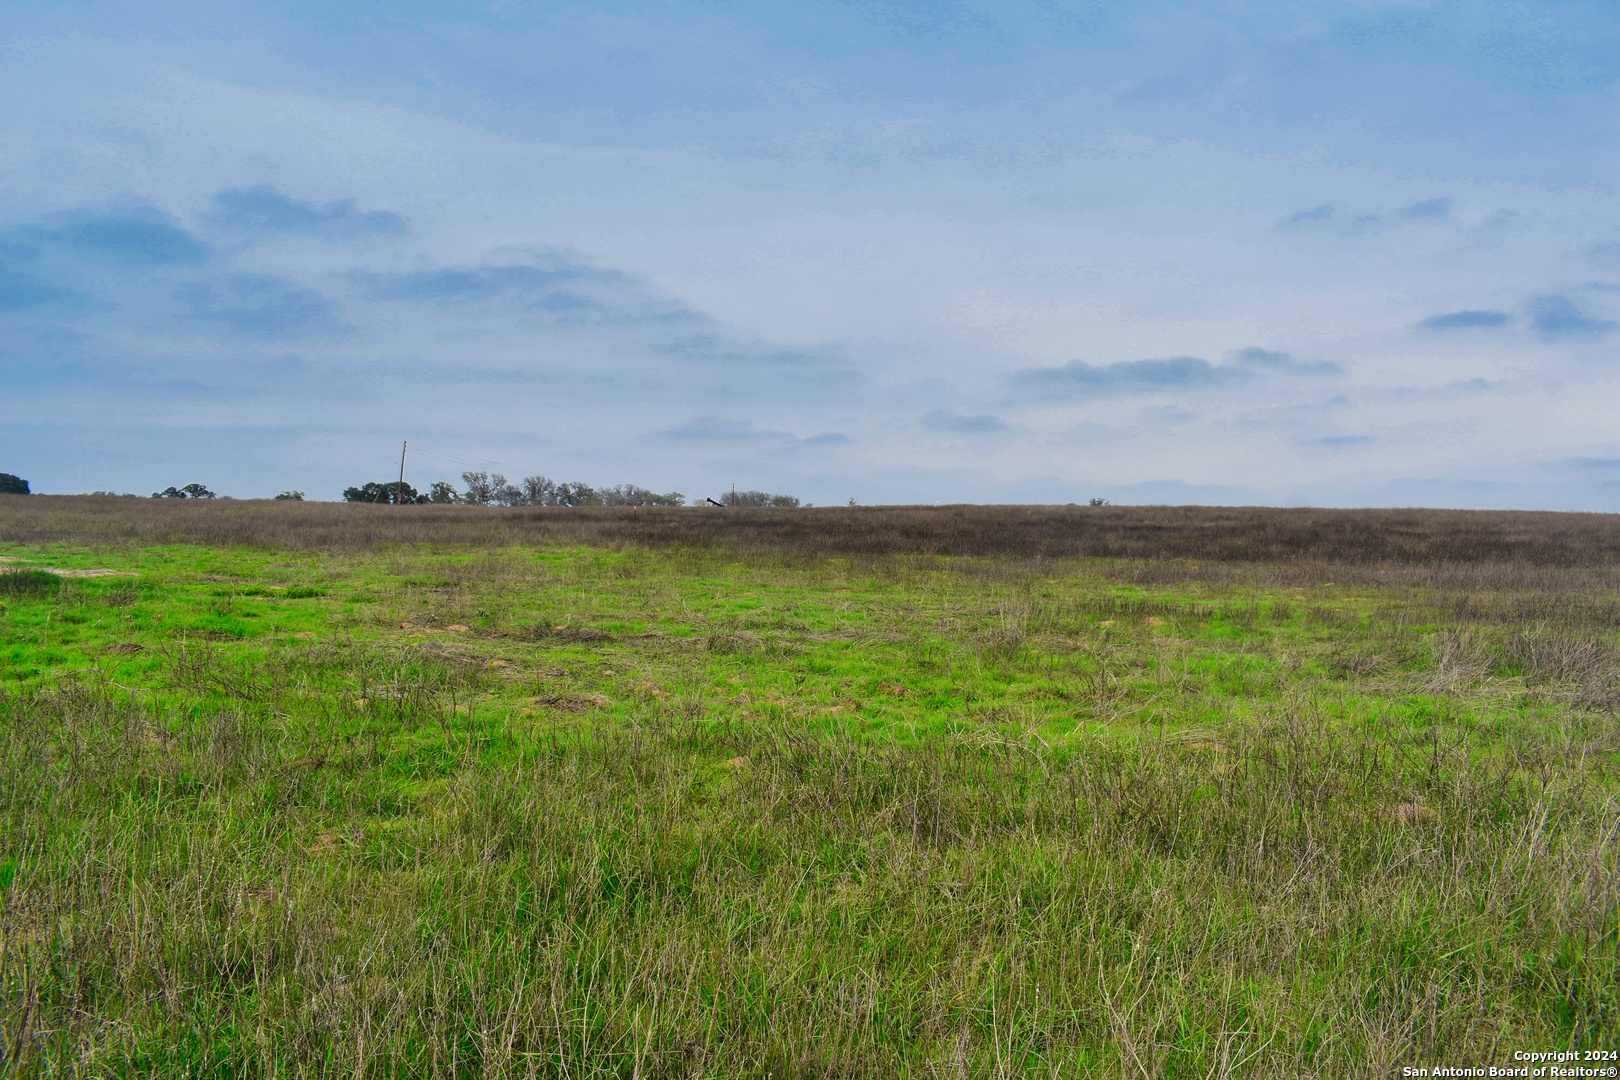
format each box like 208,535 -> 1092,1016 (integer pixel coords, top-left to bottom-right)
274,490 -> 304,501
426,481 -> 461,504
0,473 -> 30,495
491,476 -> 525,506
521,475 -> 557,506
722,490 -> 799,508
152,483 -> 216,499
342,481 -> 423,504
599,484 -> 686,507
554,481 -> 600,507
1088,497 -> 1110,507
461,471 -> 496,505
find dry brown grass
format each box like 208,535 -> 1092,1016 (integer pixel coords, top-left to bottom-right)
5,495 -> 1620,570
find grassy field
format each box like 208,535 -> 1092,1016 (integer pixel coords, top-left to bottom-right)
1,499 -> 1617,1077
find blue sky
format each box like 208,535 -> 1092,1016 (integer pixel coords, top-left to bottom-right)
2,1 -> 1619,507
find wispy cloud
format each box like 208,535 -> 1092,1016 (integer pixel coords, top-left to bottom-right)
921,410 -> 1009,434
1417,309 -> 1511,330
662,416 -> 792,442
1279,197 -> 1452,233
1279,203 -> 1335,228
0,267 -> 81,311
1012,355 -> 1232,395
1527,294 -> 1616,340
1010,347 -> 1337,397
1395,197 -> 1451,220
356,263 -> 613,302
0,207 -> 209,266
1229,347 -> 1340,374
354,260 -> 701,327
174,274 -> 344,338
652,333 -> 827,365
661,417 -> 852,447
1299,433 -> 1375,449
208,186 -> 408,239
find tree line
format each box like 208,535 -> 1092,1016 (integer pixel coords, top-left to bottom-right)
342,472 -> 799,508
0,468 -> 802,507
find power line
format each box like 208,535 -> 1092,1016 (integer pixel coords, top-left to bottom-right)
405,445 -> 517,472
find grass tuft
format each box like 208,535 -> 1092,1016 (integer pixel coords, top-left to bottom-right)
0,568 -> 61,598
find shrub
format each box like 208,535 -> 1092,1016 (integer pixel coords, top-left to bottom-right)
0,568 -> 61,597
274,490 -> 304,501
0,473 -> 30,495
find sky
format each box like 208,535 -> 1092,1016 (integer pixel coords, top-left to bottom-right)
2,1 -> 1619,507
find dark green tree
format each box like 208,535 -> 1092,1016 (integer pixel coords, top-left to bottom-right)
0,473 -> 29,495
554,481 -> 600,507
343,479 -> 424,505
152,483 -> 216,499
343,481 -> 423,504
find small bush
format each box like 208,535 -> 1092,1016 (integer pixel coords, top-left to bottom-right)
0,568 -> 62,598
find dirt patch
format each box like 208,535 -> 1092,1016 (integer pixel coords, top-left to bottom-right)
532,692 -> 612,712
1183,740 -> 1230,754
529,625 -> 616,642
1383,802 -> 1440,826
0,557 -> 135,578
102,642 -> 145,656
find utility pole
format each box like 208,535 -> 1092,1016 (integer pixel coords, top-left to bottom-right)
397,440 -> 408,506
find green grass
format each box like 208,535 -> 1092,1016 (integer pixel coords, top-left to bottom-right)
0,538 -> 1616,1077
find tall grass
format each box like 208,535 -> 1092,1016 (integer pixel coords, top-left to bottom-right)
3,681 -> 1614,1077
0,570 -> 61,599
0,503 -> 1617,1075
